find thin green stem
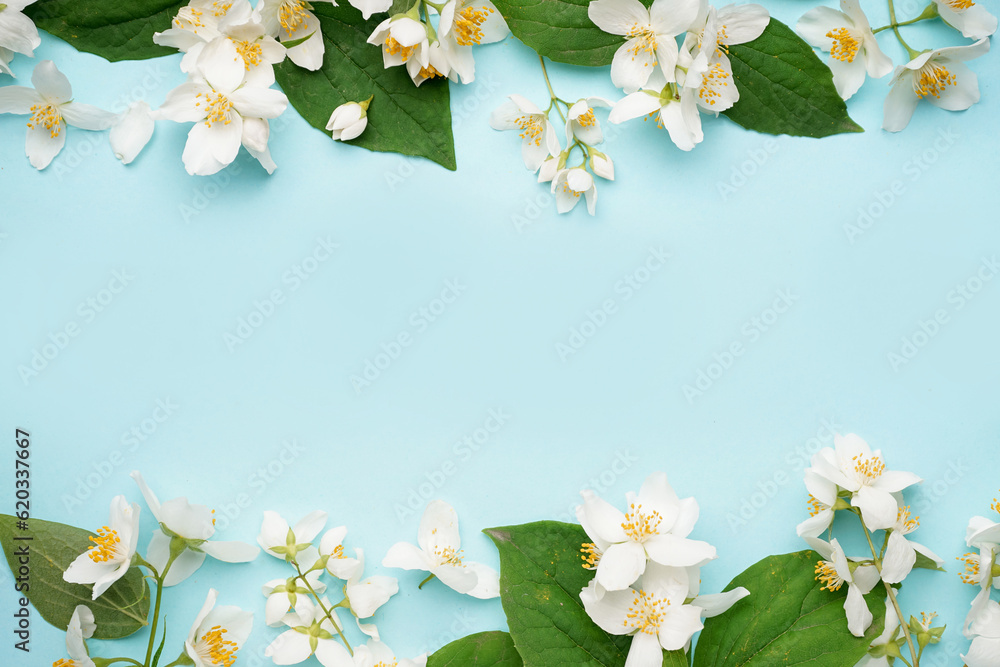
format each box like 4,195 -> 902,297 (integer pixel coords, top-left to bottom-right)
295,563 -> 352,656
99,659 -> 146,667
142,554 -> 176,667
539,55 -> 567,123
418,573 -> 436,589
873,15 -> 931,32
886,0 -> 921,59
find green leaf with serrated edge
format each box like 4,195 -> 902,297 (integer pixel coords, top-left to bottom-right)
722,19 -> 863,138
274,4 -> 457,170
691,550 -> 887,667
914,549 -> 946,572
0,514 -> 150,639
486,520 -> 679,667
427,631 -> 524,667
25,0 -> 183,61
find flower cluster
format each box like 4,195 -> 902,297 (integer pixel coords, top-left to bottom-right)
576,472 -> 749,665
960,491 -> 1000,666
796,0 -> 995,130
0,0 -> 40,77
368,0 -> 509,87
795,434 -> 946,665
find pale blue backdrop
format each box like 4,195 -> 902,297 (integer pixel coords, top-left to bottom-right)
1,0 -> 999,664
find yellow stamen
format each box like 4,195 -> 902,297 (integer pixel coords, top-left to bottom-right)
211,509 -> 217,527
621,503 -> 662,542
87,526 -> 121,563
373,661 -> 399,667
384,36 -> 416,62
211,0 -> 233,16
625,22 -> 658,64
807,495 -> 827,517
418,64 -> 445,79
576,109 -> 596,127
913,63 -> 957,99
624,589 -> 668,635
990,490 -> 999,515
174,7 -> 205,30
195,91 -> 234,127
434,546 -> 464,566
53,660 -> 76,667
698,62 -> 729,106
235,40 -> 263,69
897,506 -> 918,533
515,114 -> 543,146
946,0 -> 974,9
27,104 -> 63,139
958,553 -> 982,585
454,5 -> 494,46
581,542 -> 602,570
919,611 -> 937,631
199,625 -> 238,667
852,453 -> 885,483
715,24 -> 730,57
815,560 -> 844,591
278,0 -> 309,34
826,27 -> 860,62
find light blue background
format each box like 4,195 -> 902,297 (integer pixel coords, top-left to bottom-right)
1,0 -> 999,664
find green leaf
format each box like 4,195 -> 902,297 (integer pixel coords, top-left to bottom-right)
692,550 -> 887,667
486,520 -> 638,666
0,514 -> 150,639
491,0 -> 625,67
723,19 -> 863,138
25,0 -> 183,61
427,631 -> 524,667
274,4 -> 457,170
152,618 -> 167,667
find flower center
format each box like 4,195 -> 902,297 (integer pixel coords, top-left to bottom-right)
198,625 -> 238,667
919,611 -> 937,631
576,109 -> 597,127
957,553 -> 982,585
698,62 -> 729,106
418,64 -> 445,79
279,0 -> 309,34
580,542 -> 602,570
826,27 -> 860,63
913,63 -> 956,99
946,0 -> 974,9
625,24 -> 658,61
715,24 -> 730,56
515,114 -> 543,146
385,36 -> 416,62
87,526 -> 122,563
235,40 -> 263,69
814,560 -> 844,591
27,104 -> 63,139
211,0 -> 233,16
621,503 -> 662,542
434,546 -> 464,566
373,662 -> 399,667
897,506 -> 918,534
195,91 -> 235,127
455,6 -> 494,46
53,660 -> 76,667
625,589 -> 668,635
806,495 -> 828,517
175,7 -> 205,30
851,453 -> 884,484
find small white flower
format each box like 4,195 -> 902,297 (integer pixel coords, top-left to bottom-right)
258,509 -> 328,561
256,0 -> 337,70
382,500 -> 499,599
437,0 -> 509,84
883,38 -> 989,132
367,16 -> 431,80
326,98 -> 371,141
566,97 -> 611,145
489,94 -> 562,171
110,101 -> 155,165
130,471 -> 260,586
933,0 -> 997,40
261,547 -> 327,626
154,0 -> 253,52
0,0 -> 41,69
576,471 -> 716,592
184,589 -> 253,667
0,60 -> 116,169
963,599 -> 1000,667
590,151 -> 614,180
807,537 -> 881,637
319,526 -> 362,579
341,548 -> 398,638
609,72 -> 704,151
55,605 -> 96,667
588,0 -> 701,92
266,596 -> 353,667
879,505 -> 942,584
797,0 -> 893,100
63,495 -> 140,599
353,640 -> 427,667
180,22 -> 287,88
552,167 -> 598,215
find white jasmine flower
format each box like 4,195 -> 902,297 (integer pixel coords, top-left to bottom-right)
437,0 -> 509,84
382,500 -> 499,599
588,0 -> 701,92
0,60 -> 116,170
342,548 -> 398,638
63,495 -> 140,599
156,38 -> 288,175
55,605 -> 96,667
154,0 -> 253,52
933,0 -> 997,40
181,22 -> 287,87
0,0 -> 41,68
258,509 -> 328,561
184,589 -> 253,667
261,548 -> 327,626
130,471 -> 259,585
609,72 -> 703,152
256,0 -> 337,70
353,640 -> 427,667
367,16 -> 431,80
319,526 -> 362,579
566,97 -> 611,144
883,38 -> 989,132
964,599 -> 1000,667
266,596 -> 353,667
880,505 -> 942,584
805,434 -> 921,530
590,150 -> 614,180
797,0 -> 893,100
110,101 -> 155,165
967,504 -> 1000,547
326,98 -> 371,140
489,94 -> 562,171
807,537 -> 881,637
576,472 -> 716,592
552,167 -> 598,215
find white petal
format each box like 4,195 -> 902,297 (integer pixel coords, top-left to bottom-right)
588,0 -> 651,35
201,539 -> 260,563
595,541 -> 647,591
626,631 -> 665,666
692,587 -> 750,617
0,9 -> 41,56
580,581 -> 633,635
347,0 -> 393,20
418,500 -> 461,556
882,71 -> 918,132
61,102 -> 116,130
717,4 -> 770,44
579,490 -> 628,544
347,575 -> 398,617
229,86 -> 288,118
0,84 -> 41,113
927,61 -> 979,111
796,7 -> 848,50
430,563 -> 478,594
31,60 -> 72,104
644,533 -> 716,567
464,561 -> 500,599
829,54 -> 867,100
265,630 -> 314,664
852,486 -> 898,530
382,542 -> 430,571
25,120 -> 66,170
292,510 -> 328,544
611,39 -> 657,93
879,531 -> 915,584
845,584 -> 873,637
657,604 -> 704,650
285,17 -> 325,70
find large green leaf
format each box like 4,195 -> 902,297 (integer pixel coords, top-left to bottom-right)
427,631 -> 524,666
723,19 -> 863,138
692,550 -> 887,667
485,521 -> 685,667
25,0 -> 183,61
490,0 -> 627,67
274,4 -> 457,170
0,514 -> 150,639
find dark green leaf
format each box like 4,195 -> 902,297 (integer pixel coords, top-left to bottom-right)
491,0 -> 625,67
274,4 -> 456,170
692,550 -> 887,667
25,0 -> 183,61
427,631 -> 524,667
0,514 -> 150,639
723,19 -> 863,137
